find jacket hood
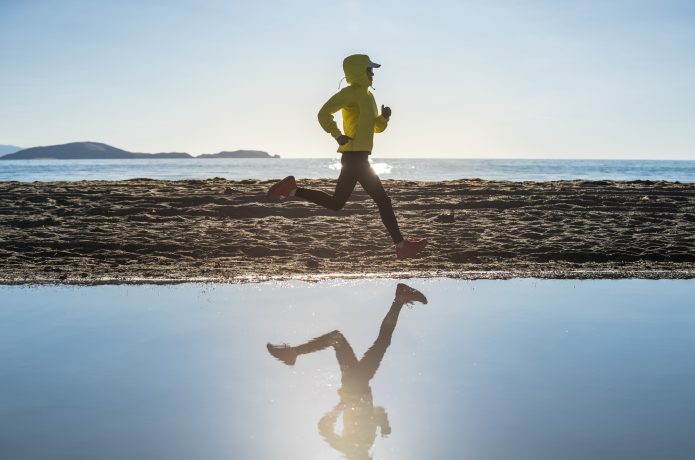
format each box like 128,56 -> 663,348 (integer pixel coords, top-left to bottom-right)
343,54 -> 372,87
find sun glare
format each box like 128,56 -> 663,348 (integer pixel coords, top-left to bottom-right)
328,159 -> 392,175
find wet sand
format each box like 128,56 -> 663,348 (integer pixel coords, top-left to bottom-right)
1,178 -> 694,283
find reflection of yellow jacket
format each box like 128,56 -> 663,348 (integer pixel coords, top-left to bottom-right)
318,54 -> 389,153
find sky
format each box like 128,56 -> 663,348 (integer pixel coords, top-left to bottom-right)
1,0 -> 694,159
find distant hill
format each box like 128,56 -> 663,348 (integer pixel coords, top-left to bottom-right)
198,150 -> 279,159
0,142 -> 278,160
0,145 -> 22,156
1,142 -> 189,160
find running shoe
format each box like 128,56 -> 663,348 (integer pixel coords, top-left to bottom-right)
266,343 -> 297,366
267,176 -> 297,200
396,239 -> 427,259
395,283 -> 428,305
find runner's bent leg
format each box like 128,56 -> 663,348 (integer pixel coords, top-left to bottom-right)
295,167 -> 357,211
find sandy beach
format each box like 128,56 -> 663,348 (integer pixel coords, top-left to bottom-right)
1,178 -> 694,283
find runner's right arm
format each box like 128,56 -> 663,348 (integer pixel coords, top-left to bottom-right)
374,104 -> 391,133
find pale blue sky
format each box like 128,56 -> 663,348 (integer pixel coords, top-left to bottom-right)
1,0 -> 694,158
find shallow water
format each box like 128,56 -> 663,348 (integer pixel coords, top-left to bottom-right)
1,279 -> 694,459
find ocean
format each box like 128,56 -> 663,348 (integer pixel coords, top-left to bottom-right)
2,158 -> 695,182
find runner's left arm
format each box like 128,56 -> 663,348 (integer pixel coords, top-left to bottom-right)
318,88 -> 351,139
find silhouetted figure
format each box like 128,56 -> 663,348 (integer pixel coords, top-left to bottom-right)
267,283 -> 428,460
266,54 -> 427,259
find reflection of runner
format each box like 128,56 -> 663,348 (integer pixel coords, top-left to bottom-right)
267,283 -> 428,460
267,54 -> 427,260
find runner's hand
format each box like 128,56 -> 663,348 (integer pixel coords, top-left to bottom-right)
381,105 -> 391,119
336,134 -> 352,145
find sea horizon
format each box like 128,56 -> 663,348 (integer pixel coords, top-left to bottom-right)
3,157 -> 695,183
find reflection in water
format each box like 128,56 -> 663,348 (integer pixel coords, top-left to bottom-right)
267,283 -> 428,459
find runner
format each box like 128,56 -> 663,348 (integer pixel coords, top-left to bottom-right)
267,54 -> 427,259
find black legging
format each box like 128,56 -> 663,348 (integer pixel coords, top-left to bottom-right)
295,152 -> 404,244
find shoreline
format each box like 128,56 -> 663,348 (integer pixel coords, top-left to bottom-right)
2,269 -> 695,286
2,178 -> 694,284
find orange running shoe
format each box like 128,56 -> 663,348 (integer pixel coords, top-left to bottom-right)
396,239 -> 427,259
267,176 -> 297,200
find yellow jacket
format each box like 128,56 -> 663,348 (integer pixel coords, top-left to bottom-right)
318,54 -> 389,153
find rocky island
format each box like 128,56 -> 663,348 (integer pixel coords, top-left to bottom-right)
0,142 -> 278,160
